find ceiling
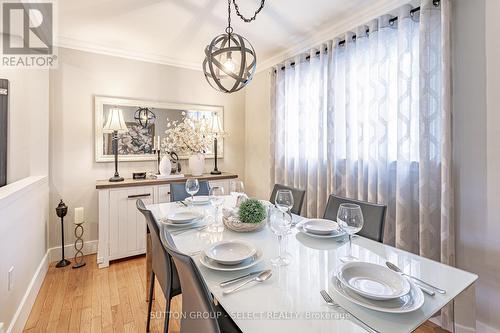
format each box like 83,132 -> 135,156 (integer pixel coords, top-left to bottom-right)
56,0 -> 402,71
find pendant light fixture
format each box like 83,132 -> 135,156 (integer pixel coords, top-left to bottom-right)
203,0 -> 265,93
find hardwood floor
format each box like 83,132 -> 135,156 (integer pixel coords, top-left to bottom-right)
24,254 -> 448,333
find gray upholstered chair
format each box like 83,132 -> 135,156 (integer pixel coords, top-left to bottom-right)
270,184 -> 306,215
136,199 -> 182,333
160,227 -> 242,333
170,181 -> 210,202
323,194 -> 387,243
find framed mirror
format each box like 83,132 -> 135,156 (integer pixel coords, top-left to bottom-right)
95,96 -> 224,162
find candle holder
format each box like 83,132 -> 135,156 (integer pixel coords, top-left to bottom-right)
73,222 -> 86,269
153,149 -> 161,174
55,200 -> 71,268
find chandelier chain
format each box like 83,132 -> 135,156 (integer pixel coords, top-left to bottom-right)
232,0 -> 265,23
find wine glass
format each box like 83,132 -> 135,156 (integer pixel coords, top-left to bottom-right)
269,207 -> 292,266
337,203 -> 364,262
275,189 -> 294,221
208,186 -> 225,232
229,179 -> 245,195
185,178 -> 199,205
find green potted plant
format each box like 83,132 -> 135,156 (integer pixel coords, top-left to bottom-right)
223,198 -> 267,232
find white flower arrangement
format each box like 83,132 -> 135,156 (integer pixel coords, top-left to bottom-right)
162,113 -> 213,154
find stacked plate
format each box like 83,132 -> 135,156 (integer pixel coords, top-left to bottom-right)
296,219 -> 345,239
185,196 -> 211,205
199,240 -> 263,271
160,210 -> 204,227
332,262 -> 424,313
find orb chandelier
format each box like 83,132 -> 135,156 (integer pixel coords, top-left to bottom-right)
134,107 -> 156,128
203,0 -> 265,93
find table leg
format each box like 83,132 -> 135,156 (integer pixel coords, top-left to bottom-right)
146,229 -> 154,301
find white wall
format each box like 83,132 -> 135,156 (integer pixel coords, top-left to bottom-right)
0,47 -> 50,332
483,0 -> 500,331
48,47 -> 246,249
0,177 -> 49,333
245,70 -> 272,199
1,67 -> 49,183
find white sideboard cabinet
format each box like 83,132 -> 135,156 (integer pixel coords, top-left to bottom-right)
96,173 -> 237,268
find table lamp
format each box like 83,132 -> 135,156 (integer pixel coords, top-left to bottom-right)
104,107 -> 128,182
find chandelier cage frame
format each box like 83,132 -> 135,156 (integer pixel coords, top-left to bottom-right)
202,0 -> 265,93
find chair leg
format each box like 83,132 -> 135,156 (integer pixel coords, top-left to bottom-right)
164,291 -> 172,333
146,272 -> 155,332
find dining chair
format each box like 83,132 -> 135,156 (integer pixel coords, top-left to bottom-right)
270,184 -> 306,215
323,194 -> 387,243
136,199 -> 182,333
170,181 -> 210,202
160,228 -> 242,333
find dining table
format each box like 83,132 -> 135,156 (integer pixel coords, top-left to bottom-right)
146,195 -> 477,333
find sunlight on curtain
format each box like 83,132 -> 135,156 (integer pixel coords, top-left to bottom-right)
271,0 -> 453,328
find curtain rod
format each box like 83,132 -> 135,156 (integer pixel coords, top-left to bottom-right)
276,0 -> 440,72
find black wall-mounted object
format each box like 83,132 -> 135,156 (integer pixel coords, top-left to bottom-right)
0,79 -> 8,187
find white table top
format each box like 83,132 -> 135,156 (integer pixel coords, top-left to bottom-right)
148,196 -> 477,333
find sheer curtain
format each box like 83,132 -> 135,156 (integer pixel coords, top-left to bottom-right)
271,0 -> 453,327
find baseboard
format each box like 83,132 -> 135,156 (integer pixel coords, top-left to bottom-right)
430,317 -> 500,333
7,252 -> 49,333
47,240 -> 98,263
477,321 -> 500,333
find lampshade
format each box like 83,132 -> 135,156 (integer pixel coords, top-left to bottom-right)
210,112 -> 224,135
103,107 -> 128,133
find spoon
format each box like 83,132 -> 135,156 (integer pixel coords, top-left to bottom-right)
223,270 -> 272,295
386,262 -> 446,294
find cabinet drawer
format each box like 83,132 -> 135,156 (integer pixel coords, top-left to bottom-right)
108,186 -> 154,260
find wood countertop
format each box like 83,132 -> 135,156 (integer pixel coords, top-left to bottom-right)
96,172 -> 238,189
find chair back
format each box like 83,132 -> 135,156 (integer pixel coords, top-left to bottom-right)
270,184 -> 306,215
160,228 -> 221,333
170,181 -> 210,202
136,199 -> 180,295
323,194 -> 387,243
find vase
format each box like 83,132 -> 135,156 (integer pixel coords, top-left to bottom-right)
159,155 -> 172,176
188,153 -> 205,176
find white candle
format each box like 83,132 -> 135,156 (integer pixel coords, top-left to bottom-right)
74,207 -> 84,224
157,135 -> 160,150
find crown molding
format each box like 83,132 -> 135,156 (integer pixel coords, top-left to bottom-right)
56,35 -> 202,71
256,0 -> 407,72
56,0 -> 407,74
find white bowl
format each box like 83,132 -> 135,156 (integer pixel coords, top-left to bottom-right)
337,262 -> 411,300
204,240 -> 257,266
302,219 -> 339,235
167,211 -> 204,224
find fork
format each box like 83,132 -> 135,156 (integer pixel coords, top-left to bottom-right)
320,290 -> 379,333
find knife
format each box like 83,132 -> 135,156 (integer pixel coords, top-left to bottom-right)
219,270 -> 267,287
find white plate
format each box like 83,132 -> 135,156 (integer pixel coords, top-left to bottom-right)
331,275 -> 424,313
199,249 -> 263,271
159,217 -> 202,228
296,221 -> 345,239
204,241 -> 257,265
167,211 -> 204,224
337,262 -> 411,300
302,219 -> 340,235
186,196 -> 211,205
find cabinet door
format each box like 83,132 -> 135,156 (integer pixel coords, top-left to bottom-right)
109,186 -> 154,260
157,185 -> 171,203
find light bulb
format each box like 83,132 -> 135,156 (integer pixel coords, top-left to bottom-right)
223,57 -> 236,72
